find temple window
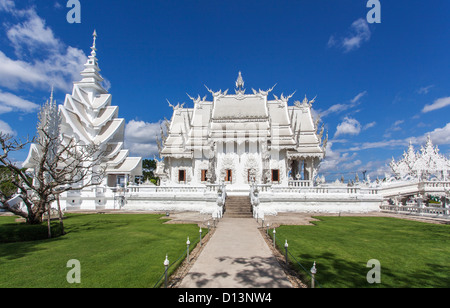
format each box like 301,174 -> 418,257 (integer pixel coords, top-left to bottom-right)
201,169 -> 208,182
178,169 -> 186,183
272,169 -> 280,183
225,169 -> 232,183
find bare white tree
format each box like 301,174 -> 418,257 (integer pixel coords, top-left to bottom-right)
0,98 -> 105,227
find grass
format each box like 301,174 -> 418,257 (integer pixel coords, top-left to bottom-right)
0,213 -> 204,288
273,217 -> 450,288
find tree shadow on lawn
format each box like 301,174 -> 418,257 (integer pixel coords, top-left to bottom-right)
0,214 -> 124,261
297,252 -> 450,288
0,231 -> 66,261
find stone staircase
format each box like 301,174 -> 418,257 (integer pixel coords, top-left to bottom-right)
224,196 -> 253,218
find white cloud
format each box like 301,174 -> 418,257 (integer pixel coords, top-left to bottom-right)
320,122 -> 450,180
7,9 -> 61,57
320,142 -> 349,173
319,142 -> 362,181
124,120 -> 161,157
0,51 -> 46,89
341,159 -> 362,171
422,97 -> 450,113
334,117 -> 361,137
321,123 -> 450,180
342,19 -> 371,52
0,119 -> 16,136
365,159 -> 392,179
348,139 -> 407,152
0,0 -> 14,12
320,91 -> 366,118
0,5 -> 87,93
383,120 -> 404,138
363,121 -> 376,130
410,123 -> 450,145
350,91 -> 367,104
346,122 -> 450,152
429,123 -> 450,144
0,89 -> 39,114
417,85 -> 434,95
328,18 -> 371,53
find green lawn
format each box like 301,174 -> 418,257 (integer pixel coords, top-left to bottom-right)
274,217 -> 450,288
0,214 -> 204,288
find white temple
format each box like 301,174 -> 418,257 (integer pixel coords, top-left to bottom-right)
20,32 -> 449,217
156,71 -> 327,191
150,72 -> 384,215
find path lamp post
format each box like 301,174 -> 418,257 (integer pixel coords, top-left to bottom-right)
273,228 -> 276,248
199,227 -> 203,247
164,255 -> 169,288
310,261 -> 317,288
207,221 -> 210,234
284,240 -> 289,266
186,237 -> 190,264
262,218 -> 264,229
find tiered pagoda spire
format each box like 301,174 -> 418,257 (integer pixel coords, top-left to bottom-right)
58,30 -> 142,183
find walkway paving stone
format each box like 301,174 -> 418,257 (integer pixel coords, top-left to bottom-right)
178,217 -> 293,288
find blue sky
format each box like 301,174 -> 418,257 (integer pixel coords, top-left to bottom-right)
0,0 -> 449,181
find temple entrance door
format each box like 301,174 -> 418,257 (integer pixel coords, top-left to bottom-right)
225,169 -> 232,183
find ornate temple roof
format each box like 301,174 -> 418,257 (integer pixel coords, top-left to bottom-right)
159,72 -> 326,159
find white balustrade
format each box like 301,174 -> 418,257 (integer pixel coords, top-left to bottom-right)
380,204 -> 449,217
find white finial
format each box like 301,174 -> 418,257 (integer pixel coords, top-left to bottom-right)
235,71 -> 245,94
93,30 -> 97,45
91,30 -> 97,56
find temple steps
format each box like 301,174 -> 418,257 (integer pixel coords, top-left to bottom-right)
224,196 -> 253,218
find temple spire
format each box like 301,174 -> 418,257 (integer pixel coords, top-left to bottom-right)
75,30 -> 106,94
91,30 -> 97,56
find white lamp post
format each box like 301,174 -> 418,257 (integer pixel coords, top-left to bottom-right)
310,261 -> 317,288
272,228 -> 276,248
186,237 -> 191,264
284,240 -> 289,265
164,254 -> 170,288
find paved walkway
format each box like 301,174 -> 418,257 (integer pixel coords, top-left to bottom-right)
178,217 -> 293,288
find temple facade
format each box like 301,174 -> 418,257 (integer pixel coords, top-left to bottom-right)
156,72 -> 328,189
